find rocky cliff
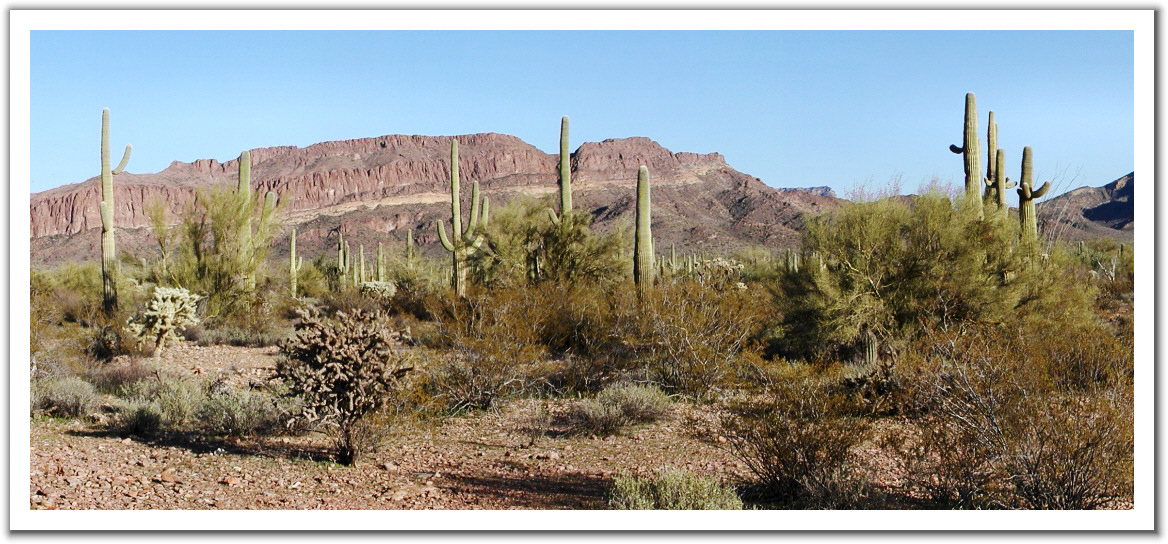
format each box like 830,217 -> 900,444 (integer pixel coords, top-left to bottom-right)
30,133 -> 839,266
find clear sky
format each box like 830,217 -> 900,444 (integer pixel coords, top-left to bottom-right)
30,28 -> 1134,203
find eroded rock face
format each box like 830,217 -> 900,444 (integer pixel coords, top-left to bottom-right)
30,132 -> 844,266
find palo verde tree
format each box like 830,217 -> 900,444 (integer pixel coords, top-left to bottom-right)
172,150 -> 279,320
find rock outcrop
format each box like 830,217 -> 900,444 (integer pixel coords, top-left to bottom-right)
31,133 -> 841,266
1036,172 -> 1134,242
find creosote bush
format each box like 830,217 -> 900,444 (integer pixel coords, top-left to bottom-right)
277,308 -> 413,465
721,368 -> 872,508
609,468 -> 743,510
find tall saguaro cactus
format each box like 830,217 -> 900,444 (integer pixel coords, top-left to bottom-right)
289,228 -> 303,297
990,149 -> 1017,216
236,151 -> 277,290
949,92 -> 984,217
99,108 -> 132,315
548,116 -> 573,224
405,228 -> 417,270
437,139 -> 489,296
1016,146 -> 1051,245
633,165 -> 654,294
377,242 -> 386,282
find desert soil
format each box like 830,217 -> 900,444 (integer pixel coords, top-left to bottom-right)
28,343 -> 791,511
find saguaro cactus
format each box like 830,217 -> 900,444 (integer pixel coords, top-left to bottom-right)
633,165 -> 654,294
235,151 -> 277,291
289,228 -> 303,297
359,244 -> 366,284
405,229 -> 417,270
377,242 -> 386,282
100,108 -> 132,315
989,149 -> 1017,216
982,111 -> 999,208
338,232 -> 348,289
548,116 -> 573,224
437,139 -> 489,296
950,93 -> 983,216
1016,146 -> 1051,244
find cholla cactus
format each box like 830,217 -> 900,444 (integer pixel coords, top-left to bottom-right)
278,308 -> 412,465
694,256 -> 745,288
359,280 -> 397,300
127,287 -> 201,357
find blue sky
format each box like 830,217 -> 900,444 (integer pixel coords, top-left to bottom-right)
30,29 -> 1134,202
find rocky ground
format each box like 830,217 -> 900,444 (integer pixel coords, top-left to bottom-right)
28,344 -> 765,511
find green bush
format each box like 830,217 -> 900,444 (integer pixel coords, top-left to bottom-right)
773,192 -> 1028,364
31,376 -> 100,418
568,383 -> 671,435
609,469 -> 743,510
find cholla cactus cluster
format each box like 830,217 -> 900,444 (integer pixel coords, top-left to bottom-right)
277,308 -> 412,465
359,280 -> 397,300
694,257 -> 746,289
127,287 -> 201,356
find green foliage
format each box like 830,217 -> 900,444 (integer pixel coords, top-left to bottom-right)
609,469 -> 743,510
471,198 -> 628,288
436,139 -> 489,297
277,309 -> 413,464
169,153 -> 280,321
774,191 -> 1027,363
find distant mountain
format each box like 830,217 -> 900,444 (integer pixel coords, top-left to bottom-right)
29,133 -> 842,267
1036,172 -> 1134,242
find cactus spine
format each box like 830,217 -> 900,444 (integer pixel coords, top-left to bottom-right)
1016,146 -> 1051,245
290,228 -> 303,297
949,92 -> 983,217
548,116 -> 572,224
633,165 -> 654,294
100,108 -> 132,315
437,139 -> 489,296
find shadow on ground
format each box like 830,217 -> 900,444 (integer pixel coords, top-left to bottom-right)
64,428 -> 337,463
440,469 -> 610,509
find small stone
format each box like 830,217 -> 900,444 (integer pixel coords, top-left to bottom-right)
121,438 -> 133,445
563,445 -> 572,452
220,476 -> 242,486
716,435 -> 728,444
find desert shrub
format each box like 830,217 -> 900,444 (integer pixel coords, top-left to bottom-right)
114,373 -> 207,429
900,325 -> 1134,509
468,200 -> 629,288
277,308 -> 413,465
609,469 -> 743,510
567,383 -> 671,435
113,400 -> 164,436
722,369 -> 871,508
169,181 -> 279,321
773,192 -> 1028,364
126,286 -> 201,356
31,376 -> 100,418
637,280 -> 773,396
84,359 -> 157,394
197,386 -> 285,437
